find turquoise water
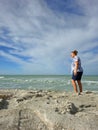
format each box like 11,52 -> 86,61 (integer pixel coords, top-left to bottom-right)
0,75 -> 98,91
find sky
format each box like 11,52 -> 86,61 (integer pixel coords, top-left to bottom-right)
0,0 -> 98,75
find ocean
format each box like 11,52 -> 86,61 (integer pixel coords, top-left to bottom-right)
0,75 -> 98,92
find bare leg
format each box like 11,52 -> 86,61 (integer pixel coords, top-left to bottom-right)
77,80 -> 83,93
71,79 -> 78,93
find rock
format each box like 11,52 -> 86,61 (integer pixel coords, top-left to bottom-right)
54,102 -> 78,115
0,94 -> 13,100
0,99 -> 9,109
55,107 -> 59,112
85,91 -> 93,94
66,102 -> 78,114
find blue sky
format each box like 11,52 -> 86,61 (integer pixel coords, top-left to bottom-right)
0,0 -> 98,75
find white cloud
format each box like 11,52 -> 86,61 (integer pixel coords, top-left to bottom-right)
0,0 -> 98,74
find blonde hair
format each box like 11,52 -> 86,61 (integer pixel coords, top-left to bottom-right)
72,50 -> 78,55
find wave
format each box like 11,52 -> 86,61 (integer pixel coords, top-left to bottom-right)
83,80 -> 98,84
0,76 -> 4,79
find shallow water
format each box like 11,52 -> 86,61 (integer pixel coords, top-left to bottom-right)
0,75 -> 98,91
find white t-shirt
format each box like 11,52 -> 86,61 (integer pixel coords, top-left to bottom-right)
71,56 -> 83,74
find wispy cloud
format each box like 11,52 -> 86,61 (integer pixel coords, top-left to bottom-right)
0,0 -> 98,74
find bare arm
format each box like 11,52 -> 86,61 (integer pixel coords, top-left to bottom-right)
74,61 -> 78,75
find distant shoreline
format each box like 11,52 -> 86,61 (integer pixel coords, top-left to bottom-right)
0,74 -> 98,76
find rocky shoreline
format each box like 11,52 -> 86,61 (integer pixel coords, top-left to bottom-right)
0,89 -> 98,130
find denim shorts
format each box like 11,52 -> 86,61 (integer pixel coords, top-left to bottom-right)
72,72 -> 83,81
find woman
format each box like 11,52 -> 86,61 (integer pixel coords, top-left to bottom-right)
71,50 -> 83,95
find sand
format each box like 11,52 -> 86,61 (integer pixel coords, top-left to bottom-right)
0,89 -> 98,130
